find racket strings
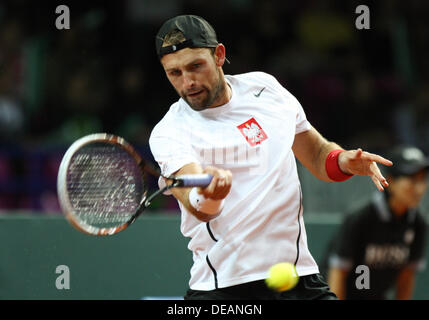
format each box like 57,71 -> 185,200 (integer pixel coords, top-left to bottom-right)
66,144 -> 145,227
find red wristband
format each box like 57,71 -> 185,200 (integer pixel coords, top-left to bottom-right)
325,149 -> 354,182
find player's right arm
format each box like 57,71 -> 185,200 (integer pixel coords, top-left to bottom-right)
166,162 -> 232,222
148,119 -> 232,221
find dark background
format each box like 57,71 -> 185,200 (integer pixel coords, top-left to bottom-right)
0,0 -> 428,302
0,0 -> 428,214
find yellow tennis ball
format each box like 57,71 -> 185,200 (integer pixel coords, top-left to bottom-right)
265,262 -> 299,292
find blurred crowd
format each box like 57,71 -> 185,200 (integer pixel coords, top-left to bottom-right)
0,0 -> 428,213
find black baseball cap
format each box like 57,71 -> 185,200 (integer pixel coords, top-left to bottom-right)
384,145 -> 429,177
155,15 -> 219,59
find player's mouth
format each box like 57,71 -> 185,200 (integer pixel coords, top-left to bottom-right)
187,89 -> 205,98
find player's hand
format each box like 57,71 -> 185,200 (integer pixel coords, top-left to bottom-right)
197,166 -> 232,200
338,148 -> 393,191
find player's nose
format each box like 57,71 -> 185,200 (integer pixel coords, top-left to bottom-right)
182,72 -> 196,89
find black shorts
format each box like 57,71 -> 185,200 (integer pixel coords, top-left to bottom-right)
184,273 -> 338,300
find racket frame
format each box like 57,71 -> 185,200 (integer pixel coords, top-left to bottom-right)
58,133 -> 212,236
57,133 -> 153,236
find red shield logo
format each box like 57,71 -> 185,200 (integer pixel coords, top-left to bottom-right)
237,117 -> 268,146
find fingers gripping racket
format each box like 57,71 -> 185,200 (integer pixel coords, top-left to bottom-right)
57,133 -> 212,236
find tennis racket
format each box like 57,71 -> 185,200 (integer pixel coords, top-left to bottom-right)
57,133 -> 212,236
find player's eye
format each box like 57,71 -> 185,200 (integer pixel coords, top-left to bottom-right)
169,70 -> 181,77
190,63 -> 202,70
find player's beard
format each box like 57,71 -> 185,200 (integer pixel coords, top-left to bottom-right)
182,70 -> 226,111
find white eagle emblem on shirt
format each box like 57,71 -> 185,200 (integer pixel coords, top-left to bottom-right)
237,117 -> 268,146
242,123 -> 264,144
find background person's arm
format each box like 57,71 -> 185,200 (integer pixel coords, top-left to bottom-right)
327,267 -> 348,300
396,266 -> 416,300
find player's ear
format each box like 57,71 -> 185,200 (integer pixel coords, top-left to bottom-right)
214,44 -> 226,67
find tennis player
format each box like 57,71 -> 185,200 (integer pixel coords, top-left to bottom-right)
149,15 -> 393,300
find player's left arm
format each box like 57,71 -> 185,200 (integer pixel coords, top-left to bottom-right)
395,266 -> 416,300
292,127 -> 393,190
292,127 -> 341,182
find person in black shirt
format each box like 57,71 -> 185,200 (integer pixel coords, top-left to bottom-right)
325,145 -> 428,299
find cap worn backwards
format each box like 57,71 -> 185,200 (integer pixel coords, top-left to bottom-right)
155,15 -> 219,59
384,145 -> 429,177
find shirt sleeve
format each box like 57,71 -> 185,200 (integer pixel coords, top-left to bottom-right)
149,122 -> 200,178
259,72 -> 311,135
293,95 -> 312,135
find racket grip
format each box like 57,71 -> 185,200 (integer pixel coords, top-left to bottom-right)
176,174 -> 213,187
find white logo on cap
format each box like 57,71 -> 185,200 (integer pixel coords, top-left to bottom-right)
402,148 -> 424,161
172,45 -> 177,51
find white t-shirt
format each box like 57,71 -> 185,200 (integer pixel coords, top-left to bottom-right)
149,71 -> 319,290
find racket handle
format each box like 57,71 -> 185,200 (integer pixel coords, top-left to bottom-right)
176,174 -> 213,187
